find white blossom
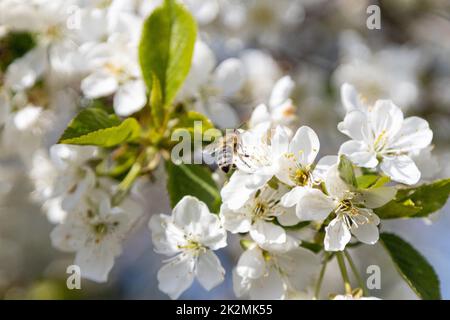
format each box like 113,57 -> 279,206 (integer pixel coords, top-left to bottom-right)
221,184 -> 298,249
233,245 -> 318,300
177,41 -> 244,128
338,92 -> 433,185
51,189 -> 142,282
249,76 -> 297,130
149,196 -> 227,299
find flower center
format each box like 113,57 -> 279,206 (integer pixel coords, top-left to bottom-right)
292,168 -> 309,186
373,129 -> 388,152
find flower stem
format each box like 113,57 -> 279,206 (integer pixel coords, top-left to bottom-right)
112,151 -> 146,206
314,254 -> 329,299
344,250 -> 369,296
336,252 -> 352,294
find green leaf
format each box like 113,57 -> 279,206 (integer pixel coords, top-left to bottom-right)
338,155 -> 357,188
380,233 -> 441,300
59,108 -> 141,147
139,0 -> 197,107
150,72 -> 164,126
0,31 -> 36,71
165,161 -> 221,212
374,179 -> 450,219
374,199 -> 421,219
96,146 -> 138,178
172,111 -> 214,135
356,174 -> 390,189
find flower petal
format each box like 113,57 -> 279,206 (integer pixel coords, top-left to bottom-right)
74,241 -> 121,283
113,80 -> 147,116
380,155 -> 420,185
250,220 -> 286,245
337,110 -> 369,141
324,217 -> 351,251
213,58 -> 245,97
236,247 -> 265,279
277,207 -> 300,226
220,205 -> 252,233
221,171 -> 257,210
370,100 -> 403,138
81,70 -> 118,98
389,116 -> 432,152
249,104 -> 271,128
157,253 -> 195,299
249,267 -> 285,300
289,126 -> 320,167
351,221 -> 379,245
196,250 -> 225,291
357,186 -> 396,208
313,155 -> 338,181
339,140 -> 378,168
269,76 -> 295,108
280,186 -> 308,208
296,189 -> 335,221
341,83 -> 366,112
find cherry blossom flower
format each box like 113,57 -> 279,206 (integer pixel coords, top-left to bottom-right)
149,196 -> 227,299
338,98 -> 433,185
233,245 -> 318,300
51,189 -> 142,282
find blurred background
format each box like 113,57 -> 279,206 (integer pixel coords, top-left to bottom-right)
0,0 -> 450,299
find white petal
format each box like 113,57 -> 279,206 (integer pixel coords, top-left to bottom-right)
172,196 -> 212,236
206,100 -> 239,129
213,58 -> 245,97
50,223 -> 86,252
296,189 -> 335,221
148,214 -> 182,256
271,125 -> 290,157
249,267 -> 285,300
289,126 -> 320,166
341,83 -> 365,112
275,153 -> 297,186
220,205 -> 252,233
370,100 -> 404,138
280,186 -> 308,208
324,165 -> 350,199
337,110 -> 369,141
236,247 -> 265,279
380,155 -> 420,185
269,76 -> 295,108
339,140 -> 378,168
81,71 -> 118,98
250,220 -> 286,245
389,116 -> 432,152
324,218 -> 351,251
277,247 -> 319,291
196,250 -> 225,290
277,207 -> 300,226
157,253 -> 195,299
113,80 -> 147,116
221,172 -> 257,210
172,196 -> 208,225
249,104 -> 271,128
357,186 -> 396,208
232,270 -> 250,297
74,241 -> 121,283
351,221 -> 379,245
313,155 -> 338,181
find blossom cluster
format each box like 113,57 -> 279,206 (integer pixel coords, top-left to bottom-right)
0,0 -> 448,300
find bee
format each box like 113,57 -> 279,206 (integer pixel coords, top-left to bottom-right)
204,129 -> 250,173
